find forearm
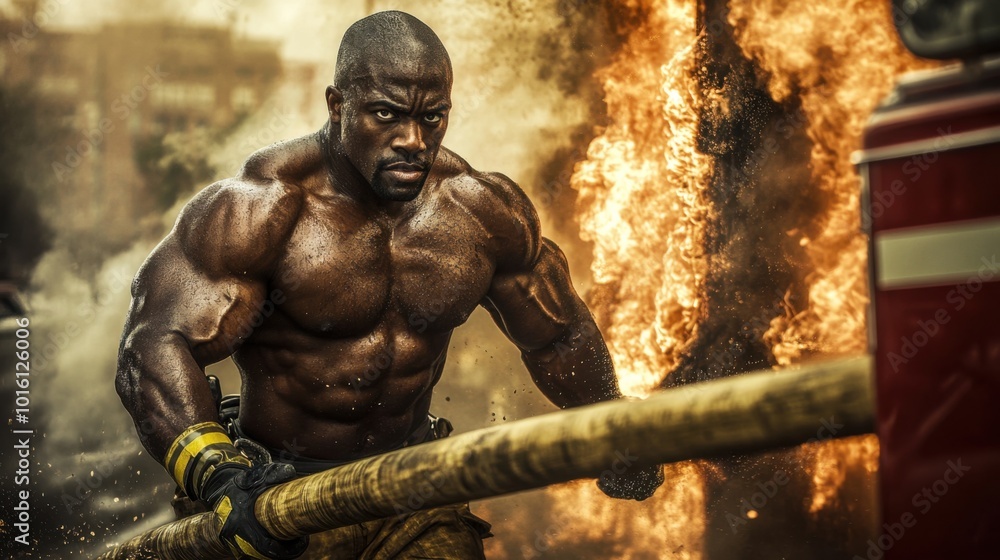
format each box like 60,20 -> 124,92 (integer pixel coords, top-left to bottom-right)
117,329 -> 252,501
486,237 -> 623,408
522,312 -> 622,408
115,329 -> 219,461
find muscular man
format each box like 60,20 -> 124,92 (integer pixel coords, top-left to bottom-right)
116,10 -> 662,559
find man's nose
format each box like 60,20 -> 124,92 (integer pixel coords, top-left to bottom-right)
391,119 -> 426,156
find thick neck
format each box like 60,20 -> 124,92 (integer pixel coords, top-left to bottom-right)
317,125 -> 409,222
318,121 -> 375,206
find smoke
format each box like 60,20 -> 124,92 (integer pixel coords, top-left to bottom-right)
665,0 -> 821,384
2,1 -> 624,557
5,49 -> 313,560
0,85 -> 60,284
4,0 -> 937,558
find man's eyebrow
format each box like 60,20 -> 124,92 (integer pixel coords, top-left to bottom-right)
365,99 -> 452,114
427,102 -> 452,112
365,99 -> 409,112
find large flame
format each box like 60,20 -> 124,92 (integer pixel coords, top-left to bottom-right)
727,0 -> 936,514
574,0 -> 711,400
542,0 -> 939,555
730,0 -> 935,365
537,1 -> 710,557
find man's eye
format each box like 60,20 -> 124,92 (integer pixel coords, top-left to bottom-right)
423,113 -> 442,124
375,109 -> 395,120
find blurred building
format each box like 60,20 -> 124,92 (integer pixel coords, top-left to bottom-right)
0,1 -> 283,244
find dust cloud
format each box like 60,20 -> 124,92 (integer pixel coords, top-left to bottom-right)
6,0 -> 614,557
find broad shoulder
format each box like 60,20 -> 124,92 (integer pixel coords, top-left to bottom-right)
432,148 -> 541,271
168,133 -> 324,276
172,173 -> 305,278
238,133 -> 324,186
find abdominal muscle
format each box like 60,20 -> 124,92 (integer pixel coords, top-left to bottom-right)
231,320 -> 451,462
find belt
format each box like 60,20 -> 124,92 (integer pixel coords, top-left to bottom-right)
225,408 -> 452,476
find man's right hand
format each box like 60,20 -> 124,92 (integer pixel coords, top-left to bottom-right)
203,463 -> 309,560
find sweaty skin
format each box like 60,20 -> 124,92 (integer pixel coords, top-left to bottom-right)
116,115 -> 619,464
115,12 -> 621,469
117,140 -> 618,461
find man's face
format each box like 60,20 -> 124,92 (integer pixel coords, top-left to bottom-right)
334,62 -> 451,202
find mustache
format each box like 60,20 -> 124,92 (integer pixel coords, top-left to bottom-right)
377,157 -> 430,171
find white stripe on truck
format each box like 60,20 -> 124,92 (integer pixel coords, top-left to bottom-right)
876,218 -> 1000,289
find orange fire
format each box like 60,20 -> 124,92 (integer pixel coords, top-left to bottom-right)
727,0 -> 936,514
730,0 -> 936,366
574,0 -> 711,400
525,0 -> 937,556
547,0 -> 710,556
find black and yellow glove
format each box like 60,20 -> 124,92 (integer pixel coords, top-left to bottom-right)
204,462 -> 308,559
164,422 -> 308,559
597,463 -> 664,501
164,421 -> 252,502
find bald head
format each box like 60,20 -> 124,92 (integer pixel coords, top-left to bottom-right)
335,11 -> 452,92
326,12 -> 453,202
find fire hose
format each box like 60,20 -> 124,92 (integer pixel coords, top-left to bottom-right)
97,355 -> 873,560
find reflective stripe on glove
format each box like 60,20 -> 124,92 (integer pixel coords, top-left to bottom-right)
205,462 -> 309,560
164,421 -> 252,501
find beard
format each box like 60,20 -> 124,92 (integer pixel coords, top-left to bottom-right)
370,161 -> 430,202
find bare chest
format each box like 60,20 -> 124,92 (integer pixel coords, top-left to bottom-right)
271,197 -> 495,337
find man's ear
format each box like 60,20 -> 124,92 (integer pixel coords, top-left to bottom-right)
325,86 -> 343,123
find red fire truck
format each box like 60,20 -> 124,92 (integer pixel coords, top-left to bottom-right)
858,1 -> 1000,558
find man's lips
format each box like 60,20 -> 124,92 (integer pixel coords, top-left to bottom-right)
383,162 -> 426,183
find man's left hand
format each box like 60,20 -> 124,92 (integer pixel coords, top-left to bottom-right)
597,463 -> 664,501
206,462 -> 309,559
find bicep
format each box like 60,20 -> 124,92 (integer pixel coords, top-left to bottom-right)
124,234 -> 268,367
123,179 -> 297,365
482,238 -> 585,352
